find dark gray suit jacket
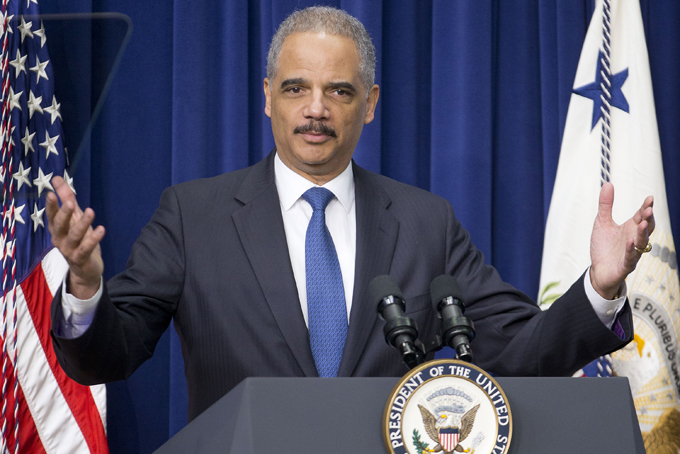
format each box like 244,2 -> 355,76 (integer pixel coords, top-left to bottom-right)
51,151 -> 632,421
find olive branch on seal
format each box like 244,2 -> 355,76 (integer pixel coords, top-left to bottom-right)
412,429 -> 430,454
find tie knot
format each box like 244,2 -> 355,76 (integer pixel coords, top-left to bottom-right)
303,187 -> 335,212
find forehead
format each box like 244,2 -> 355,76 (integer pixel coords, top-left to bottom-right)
276,32 -> 361,82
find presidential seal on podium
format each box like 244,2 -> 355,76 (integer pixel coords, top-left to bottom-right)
383,360 -> 512,454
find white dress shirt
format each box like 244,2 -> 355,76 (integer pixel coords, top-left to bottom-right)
274,153 -> 356,325
58,153 -> 625,337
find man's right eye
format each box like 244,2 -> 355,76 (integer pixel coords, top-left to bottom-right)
286,87 -> 302,94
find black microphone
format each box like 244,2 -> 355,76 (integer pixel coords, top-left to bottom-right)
430,275 -> 475,362
370,275 -> 421,370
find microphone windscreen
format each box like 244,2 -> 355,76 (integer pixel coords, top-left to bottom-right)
369,275 -> 404,305
430,275 -> 465,310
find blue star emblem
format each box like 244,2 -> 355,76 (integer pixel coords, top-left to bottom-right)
573,51 -> 629,130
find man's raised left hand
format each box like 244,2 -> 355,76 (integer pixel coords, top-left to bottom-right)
589,182 -> 655,300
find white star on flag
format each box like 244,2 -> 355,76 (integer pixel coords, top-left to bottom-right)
9,48 -> 26,77
12,161 -> 31,189
14,203 -> 26,225
29,55 -> 49,84
30,203 -> 45,231
3,13 -> 14,35
9,86 -> 22,111
17,15 -> 32,42
44,95 -> 62,124
40,131 -> 59,158
21,126 -> 35,154
63,169 -> 76,194
27,90 -> 42,118
3,239 -> 15,267
33,20 -> 46,47
33,167 -> 53,196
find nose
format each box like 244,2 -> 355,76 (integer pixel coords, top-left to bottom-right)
303,89 -> 329,120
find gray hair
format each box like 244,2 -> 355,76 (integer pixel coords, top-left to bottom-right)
266,6 -> 376,90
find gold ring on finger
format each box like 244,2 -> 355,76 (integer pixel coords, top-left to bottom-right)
634,242 -> 652,254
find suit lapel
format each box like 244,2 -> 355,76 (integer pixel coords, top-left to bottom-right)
232,152 -> 318,377
337,164 -> 399,377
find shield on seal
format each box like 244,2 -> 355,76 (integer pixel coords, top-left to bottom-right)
439,427 -> 459,452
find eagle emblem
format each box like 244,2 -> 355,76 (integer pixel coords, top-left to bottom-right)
418,403 -> 479,453
383,360 -> 512,454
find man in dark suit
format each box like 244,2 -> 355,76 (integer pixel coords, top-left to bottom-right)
47,7 -> 654,421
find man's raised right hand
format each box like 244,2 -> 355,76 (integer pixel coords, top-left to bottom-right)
46,176 -> 105,300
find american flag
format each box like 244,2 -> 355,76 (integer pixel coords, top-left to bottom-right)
0,0 -> 107,452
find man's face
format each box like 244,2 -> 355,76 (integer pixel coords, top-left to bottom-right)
264,32 -> 379,185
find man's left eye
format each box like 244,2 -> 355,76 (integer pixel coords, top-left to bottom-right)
333,89 -> 348,96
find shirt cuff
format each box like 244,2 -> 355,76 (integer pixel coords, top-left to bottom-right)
583,268 -> 627,330
58,276 -> 103,338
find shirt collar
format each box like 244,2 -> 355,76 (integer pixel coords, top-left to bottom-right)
274,152 -> 355,213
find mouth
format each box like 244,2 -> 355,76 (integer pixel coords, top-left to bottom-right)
294,122 -> 337,142
299,132 -> 333,143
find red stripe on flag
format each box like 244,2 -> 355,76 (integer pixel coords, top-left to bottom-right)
0,344 -> 47,454
17,378 -> 48,454
20,265 -> 108,454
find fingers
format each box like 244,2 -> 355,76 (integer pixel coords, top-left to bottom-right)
47,174 -> 91,239
631,195 -> 655,250
633,219 -> 650,253
70,225 -> 105,266
598,182 -> 614,221
46,182 -> 103,267
45,180 -> 104,293
642,195 -> 655,235
647,210 -> 656,235
63,207 -> 95,251
51,204 -> 100,259
623,237 -> 639,271
633,195 -> 653,221
47,193 -> 75,239
50,176 -> 83,216
51,176 -> 73,202
45,191 -> 60,226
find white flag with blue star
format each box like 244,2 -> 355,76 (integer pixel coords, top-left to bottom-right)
539,0 -> 680,450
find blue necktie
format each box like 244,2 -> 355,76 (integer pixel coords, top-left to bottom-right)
303,187 -> 348,378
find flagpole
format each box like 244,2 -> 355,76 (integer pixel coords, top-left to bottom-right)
599,0 -> 613,185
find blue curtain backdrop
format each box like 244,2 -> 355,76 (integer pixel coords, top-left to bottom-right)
42,0 -> 680,452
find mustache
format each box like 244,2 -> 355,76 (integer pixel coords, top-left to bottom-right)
293,121 -> 337,138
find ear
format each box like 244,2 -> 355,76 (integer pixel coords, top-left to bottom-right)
264,78 -> 272,118
364,84 -> 380,124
